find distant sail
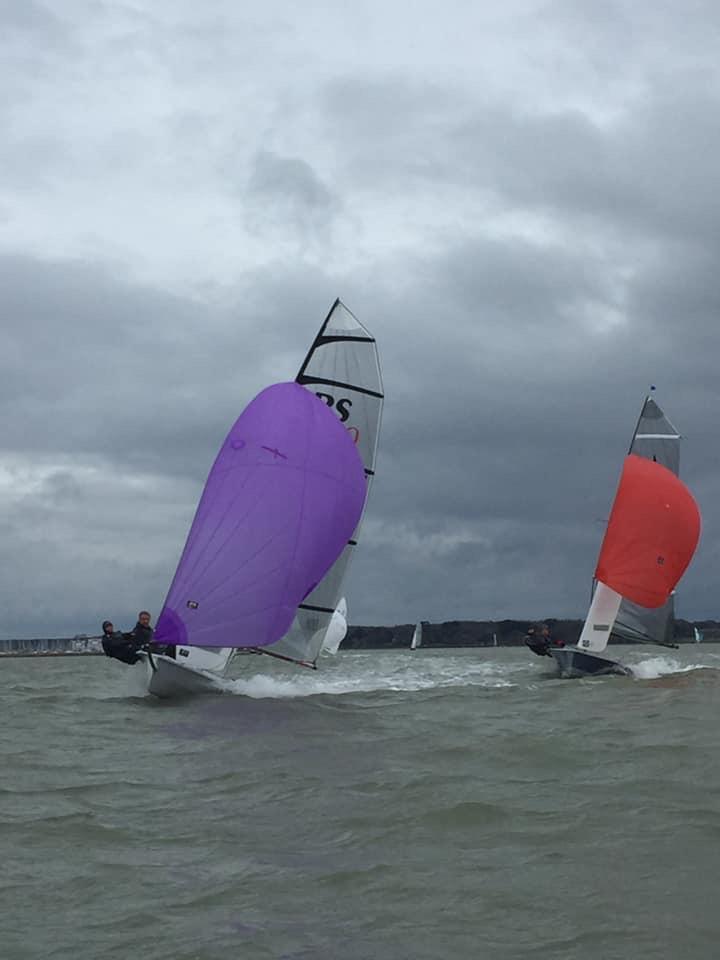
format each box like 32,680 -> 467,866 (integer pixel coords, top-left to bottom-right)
612,395 -> 681,645
580,455 -> 701,652
266,300 -> 383,665
320,598 -> 348,656
153,382 -> 366,649
410,622 -> 422,650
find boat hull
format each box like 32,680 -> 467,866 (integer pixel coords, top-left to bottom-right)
549,646 -> 631,679
138,652 -> 227,698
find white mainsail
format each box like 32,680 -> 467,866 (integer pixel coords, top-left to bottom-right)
410,621 -> 422,650
261,300 -> 383,666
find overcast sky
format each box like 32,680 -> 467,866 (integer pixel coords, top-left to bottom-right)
2,0 -> 720,637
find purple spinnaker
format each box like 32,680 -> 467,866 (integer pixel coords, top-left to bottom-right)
153,382 -> 366,649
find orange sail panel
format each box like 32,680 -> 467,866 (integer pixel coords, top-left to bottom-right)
595,454 -> 701,609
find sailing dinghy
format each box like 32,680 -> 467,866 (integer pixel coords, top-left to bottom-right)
139,381 -> 366,696
410,621 -> 422,650
550,396 -> 700,678
137,301 -> 383,697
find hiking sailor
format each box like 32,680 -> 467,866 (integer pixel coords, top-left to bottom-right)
100,619 -> 144,665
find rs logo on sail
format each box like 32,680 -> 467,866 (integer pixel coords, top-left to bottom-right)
316,392 -> 352,422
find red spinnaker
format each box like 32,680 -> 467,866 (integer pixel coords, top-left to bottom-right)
595,453 -> 701,609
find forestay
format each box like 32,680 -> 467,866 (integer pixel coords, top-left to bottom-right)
263,300 -> 384,666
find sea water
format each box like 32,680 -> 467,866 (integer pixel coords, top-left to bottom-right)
2,646 -> 719,959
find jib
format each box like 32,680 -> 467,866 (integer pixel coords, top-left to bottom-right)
316,392 -> 353,422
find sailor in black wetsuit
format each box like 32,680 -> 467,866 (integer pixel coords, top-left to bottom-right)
101,620 -> 143,665
135,610 -> 176,659
129,611 -> 154,650
525,623 -> 564,657
524,623 -> 552,657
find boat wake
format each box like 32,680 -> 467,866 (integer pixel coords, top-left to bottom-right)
629,656 -> 719,680
218,656 -> 523,700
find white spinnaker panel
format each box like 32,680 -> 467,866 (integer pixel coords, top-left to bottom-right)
410,622 -> 422,650
578,581 -> 623,652
265,301 -> 383,665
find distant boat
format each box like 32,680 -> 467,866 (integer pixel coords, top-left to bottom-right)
320,598 -> 348,656
549,394 -> 701,679
410,621 -> 422,650
694,627 -> 703,644
129,300 -> 383,697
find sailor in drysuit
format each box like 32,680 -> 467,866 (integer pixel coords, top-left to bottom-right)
524,622 -> 564,657
100,619 -> 143,665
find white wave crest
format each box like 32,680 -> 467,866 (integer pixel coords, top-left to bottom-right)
218,655 -> 519,700
629,656 -> 711,680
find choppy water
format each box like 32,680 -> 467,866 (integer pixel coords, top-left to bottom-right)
3,646 -> 720,960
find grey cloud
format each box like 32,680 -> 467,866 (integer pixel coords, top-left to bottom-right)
243,149 -> 339,239
0,0 -> 65,35
321,70 -> 720,252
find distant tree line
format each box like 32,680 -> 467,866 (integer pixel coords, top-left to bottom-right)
345,619 -> 720,649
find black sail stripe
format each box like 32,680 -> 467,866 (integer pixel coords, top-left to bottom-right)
295,298 -> 338,381
296,375 -> 384,399
299,602 -> 336,614
316,334 -> 375,345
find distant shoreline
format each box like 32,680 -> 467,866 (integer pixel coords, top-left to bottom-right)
0,651 -> 104,658
0,615 -> 717,658
0,643 -> 715,660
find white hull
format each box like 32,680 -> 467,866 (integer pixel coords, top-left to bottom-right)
138,647 -> 234,698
